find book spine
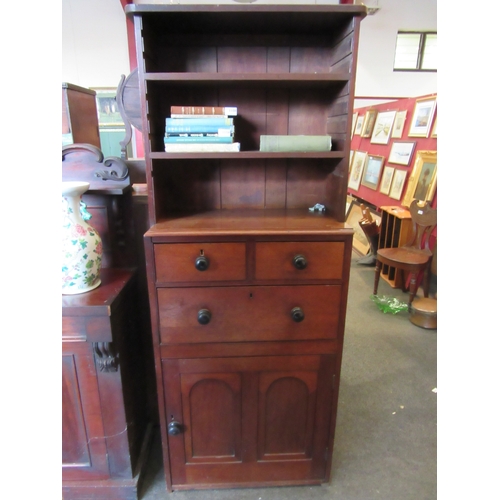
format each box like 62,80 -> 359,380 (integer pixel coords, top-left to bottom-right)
164,136 -> 234,144
165,142 -> 241,153
170,106 -> 237,116
165,124 -> 235,134
165,132 -> 233,138
166,117 -> 233,128
259,135 -> 331,152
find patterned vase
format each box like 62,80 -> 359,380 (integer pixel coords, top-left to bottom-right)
62,181 -> 102,294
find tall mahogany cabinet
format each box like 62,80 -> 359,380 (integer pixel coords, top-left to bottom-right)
126,4 -> 366,491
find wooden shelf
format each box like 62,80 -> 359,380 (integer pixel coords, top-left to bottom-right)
151,151 -> 345,160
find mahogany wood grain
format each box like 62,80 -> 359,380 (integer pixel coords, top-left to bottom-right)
158,285 -> 341,344
154,242 -> 246,283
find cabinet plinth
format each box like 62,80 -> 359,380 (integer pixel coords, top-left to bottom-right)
128,4 -> 366,492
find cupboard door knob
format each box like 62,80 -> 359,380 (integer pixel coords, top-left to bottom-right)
197,308 -> 212,325
291,307 -> 305,322
168,421 -> 183,436
195,255 -> 210,271
293,254 -> 308,270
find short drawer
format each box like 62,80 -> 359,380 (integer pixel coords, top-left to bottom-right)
157,285 -> 341,344
154,243 -> 246,283
255,242 -> 344,281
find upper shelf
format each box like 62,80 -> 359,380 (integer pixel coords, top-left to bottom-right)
150,151 -> 345,160
144,73 -> 351,87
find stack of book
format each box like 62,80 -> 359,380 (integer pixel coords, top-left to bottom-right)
164,106 -> 240,152
259,135 -> 332,152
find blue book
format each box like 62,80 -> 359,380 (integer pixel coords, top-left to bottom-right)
165,117 -> 233,130
164,136 -> 234,144
165,124 -> 235,134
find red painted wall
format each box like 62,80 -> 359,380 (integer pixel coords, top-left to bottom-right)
349,94 -> 437,211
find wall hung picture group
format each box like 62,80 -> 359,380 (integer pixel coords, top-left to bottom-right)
348,94 -> 437,204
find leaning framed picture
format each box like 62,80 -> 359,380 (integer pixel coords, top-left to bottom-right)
361,155 -> 384,190
379,166 -> 395,195
391,110 -> 407,138
370,110 -> 396,144
348,151 -> 367,191
360,109 -> 377,138
354,114 -> 364,135
408,96 -> 437,137
346,201 -> 371,255
402,150 -> 437,206
389,169 -> 407,200
388,141 -> 416,166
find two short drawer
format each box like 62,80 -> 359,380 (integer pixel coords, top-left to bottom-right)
154,241 -> 344,283
157,285 -> 341,344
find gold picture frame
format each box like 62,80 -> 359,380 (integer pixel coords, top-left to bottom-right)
408,96 -> 437,138
348,151 -> 367,191
402,150 -> 437,207
370,110 -> 396,145
360,109 -> 377,138
391,110 -> 407,138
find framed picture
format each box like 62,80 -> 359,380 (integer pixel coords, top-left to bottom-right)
408,96 -> 437,137
91,88 -> 124,126
346,194 -> 354,216
360,109 -> 377,138
346,201 -> 371,255
402,150 -> 437,206
351,112 -> 358,138
370,110 -> 396,144
349,150 -> 354,172
388,141 -> 416,166
361,155 -> 384,190
389,169 -> 407,200
391,110 -> 407,138
348,151 -> 367,191
431,116 -> 437,138
354,114 -> 364,135
379,166 -> 395,195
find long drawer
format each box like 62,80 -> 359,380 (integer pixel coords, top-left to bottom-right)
157,285 -> 341,344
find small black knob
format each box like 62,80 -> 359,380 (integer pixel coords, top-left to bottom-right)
168,421 -> 183,436
195,255 -> 210,271
293,254 -> 308,270
197,308 -> 212,325
291,307 -> 305,322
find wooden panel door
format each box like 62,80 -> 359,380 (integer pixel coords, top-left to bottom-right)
62,341 -> 109,480
162,354 -> 336,488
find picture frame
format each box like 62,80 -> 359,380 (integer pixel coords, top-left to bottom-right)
348,151 -> 367,191
370,110 -> 397,144
388,141 -> 416,166
349,150 -> 354,172
408,96 -> 437,137
402,150 -> 437,206
351,112 -> 358,138
91,87 -> 124,126
361,155 -> 384,190
346,194 -> 354,217
431,116 -> 437,138
354,114 -> 364,135
389,169 -> 407,200
379,166 -> 395,195
360,109 -> 377,138
391,110 -> 407,138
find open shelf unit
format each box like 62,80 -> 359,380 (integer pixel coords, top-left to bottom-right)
127,4 -> 366,492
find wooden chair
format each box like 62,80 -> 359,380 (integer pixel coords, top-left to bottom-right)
373,200 -> 437,304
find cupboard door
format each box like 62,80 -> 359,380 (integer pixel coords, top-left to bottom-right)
62,341 -> 109,480
162,355 -> 336,488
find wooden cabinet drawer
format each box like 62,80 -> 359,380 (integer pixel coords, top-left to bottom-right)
154,243 -> 246,283
158,285 -> 341,344
255,242 -> 344,281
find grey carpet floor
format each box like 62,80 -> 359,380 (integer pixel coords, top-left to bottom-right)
139,253 -> 437,500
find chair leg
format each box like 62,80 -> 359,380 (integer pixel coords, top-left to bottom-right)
408,272 -> 418,304
374,260 -> 382,295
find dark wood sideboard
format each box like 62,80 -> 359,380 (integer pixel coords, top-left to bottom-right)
126,4 -> 366,492
62,144 -> 154,500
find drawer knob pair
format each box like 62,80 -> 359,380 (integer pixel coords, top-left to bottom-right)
293,254 -> 308,270
197,307 -> 304,324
